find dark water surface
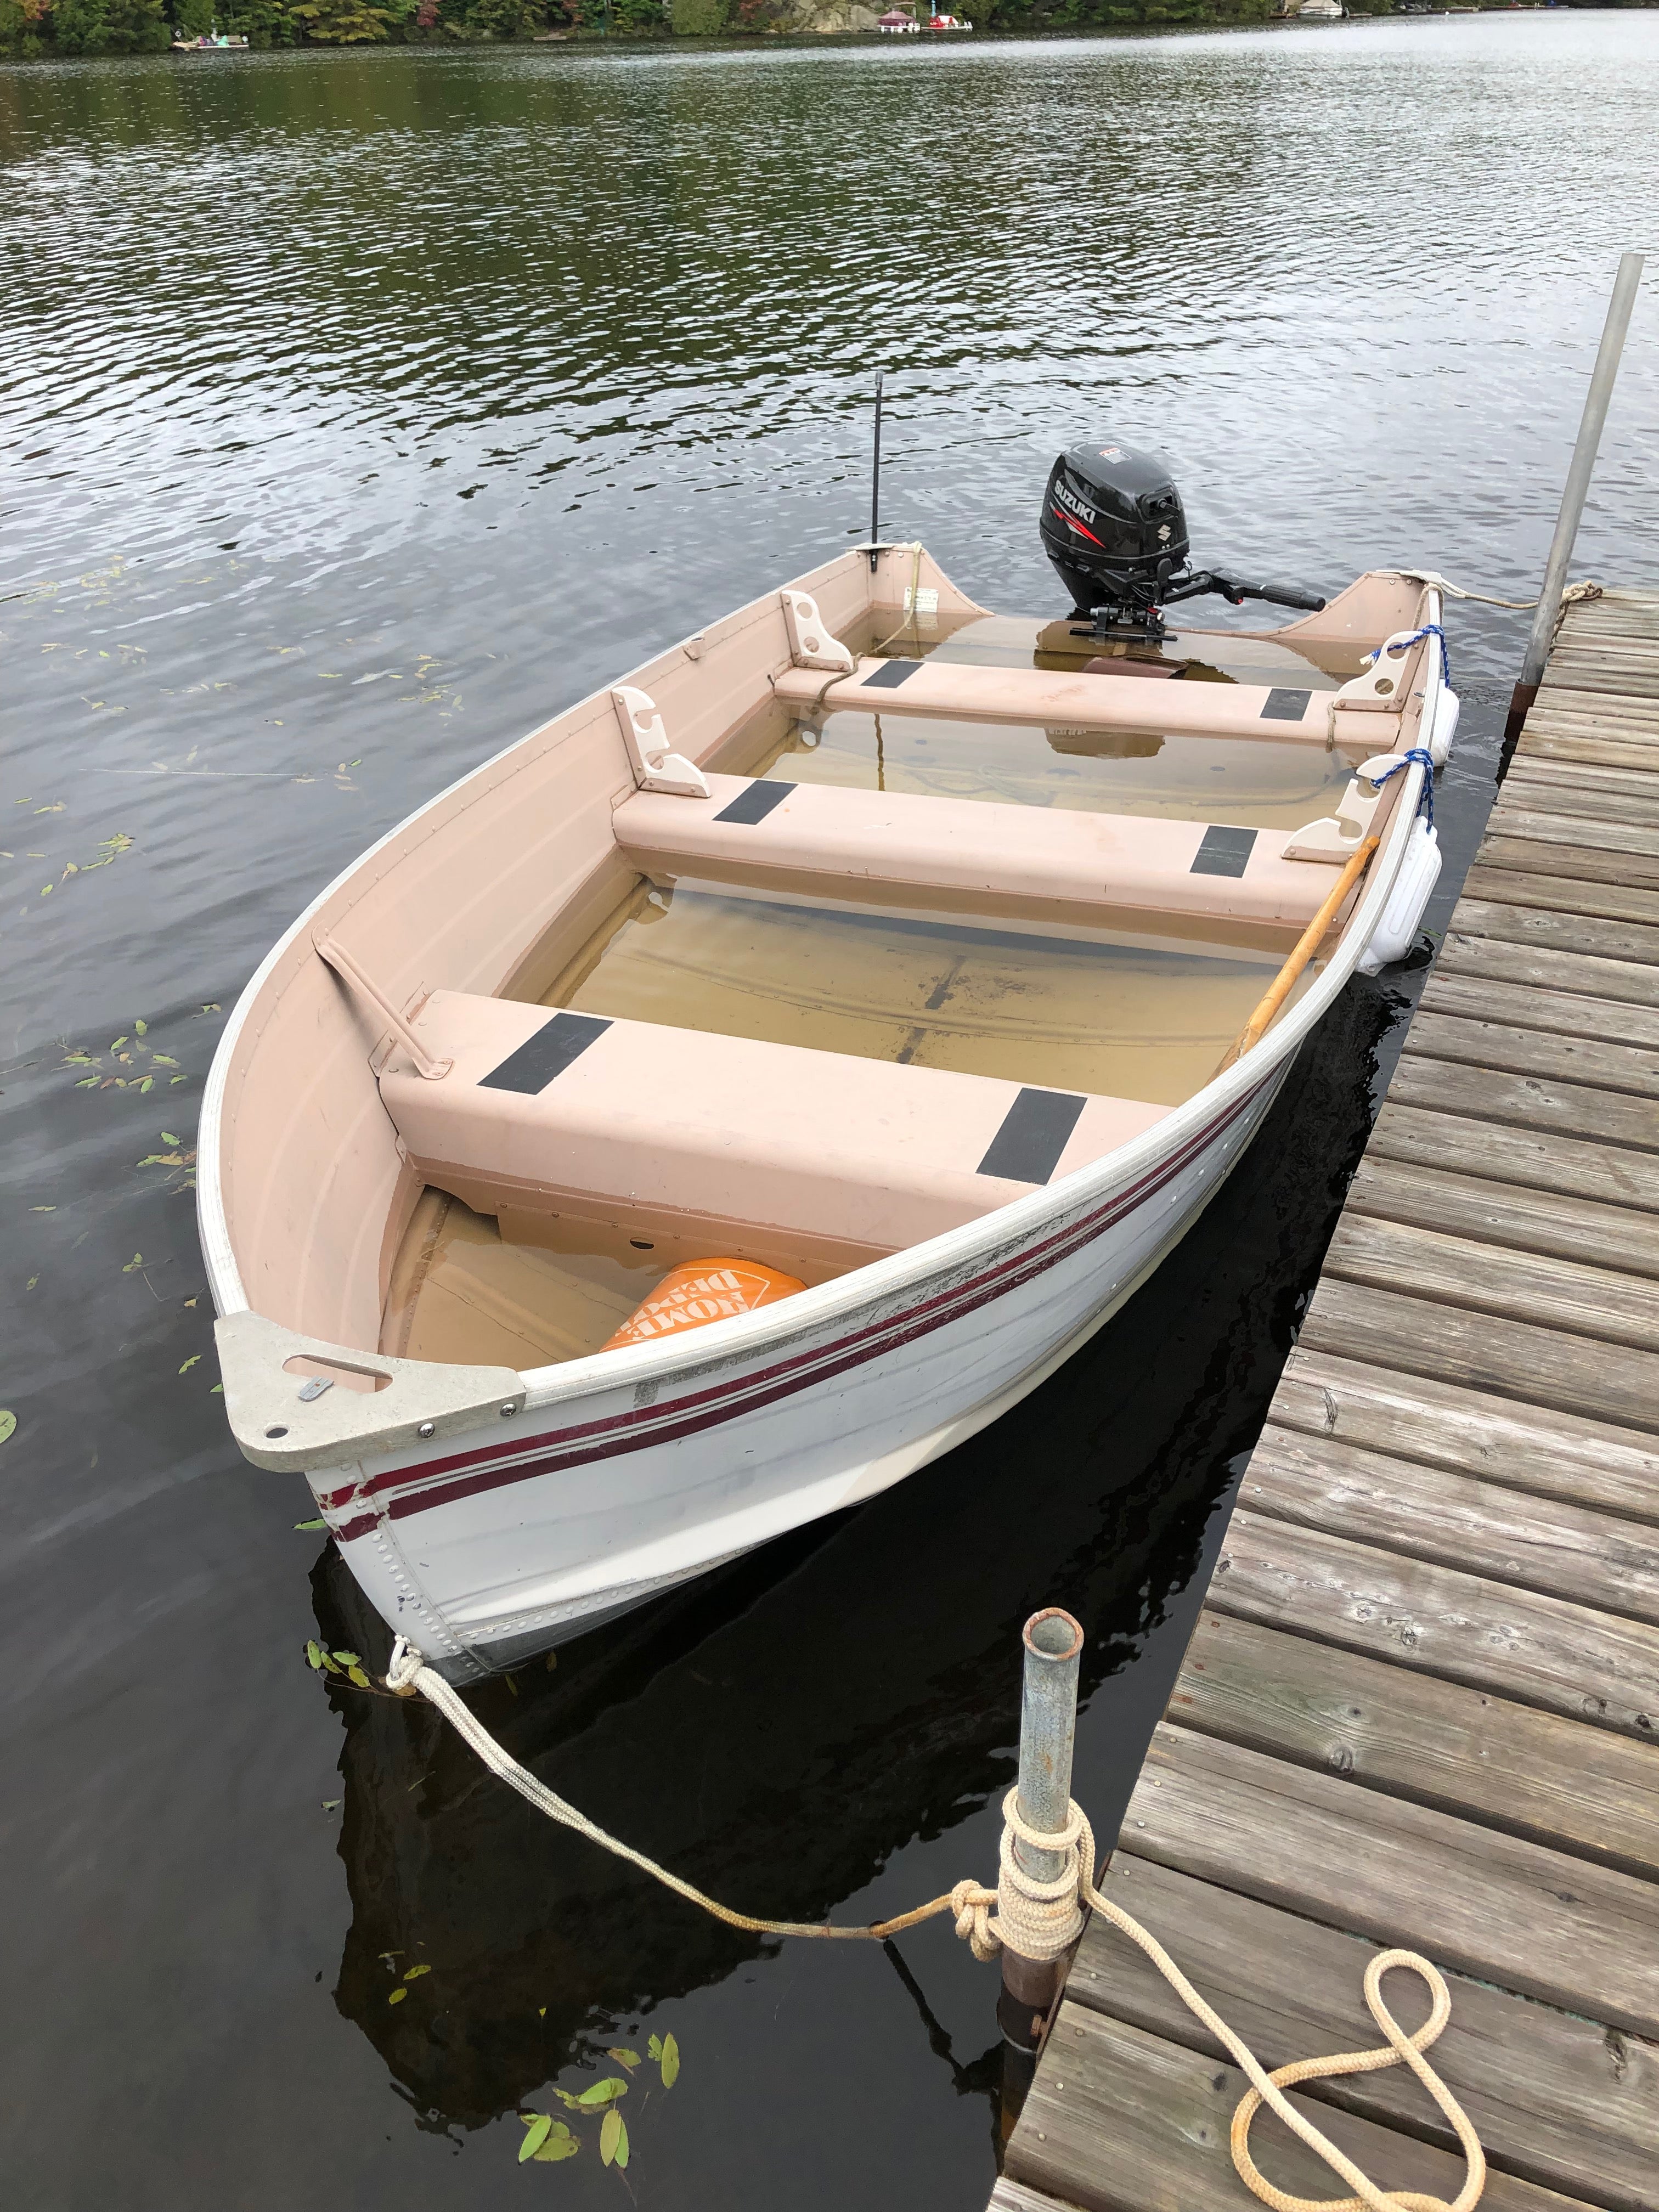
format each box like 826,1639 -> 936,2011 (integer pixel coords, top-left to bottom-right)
3,16 -> 1657,2206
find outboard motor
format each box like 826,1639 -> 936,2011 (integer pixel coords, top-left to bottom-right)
1040,440 -> 1327,640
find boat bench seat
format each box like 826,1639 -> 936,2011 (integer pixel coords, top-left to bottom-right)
771,654 -> 1402,751
380,991 -> 1169,1265
614,774 -> 1342,935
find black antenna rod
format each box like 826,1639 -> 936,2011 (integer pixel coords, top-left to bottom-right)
869,370 -> 884,572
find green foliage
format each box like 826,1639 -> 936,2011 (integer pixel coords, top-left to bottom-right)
50,0 -> 168,49
669,0 -> 719,29
286,0 -> 393,36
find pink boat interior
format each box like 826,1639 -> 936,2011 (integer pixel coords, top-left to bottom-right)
209,549 -> 1429,1379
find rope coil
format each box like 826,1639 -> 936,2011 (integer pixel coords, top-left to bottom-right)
384,1643 -> 1485,2212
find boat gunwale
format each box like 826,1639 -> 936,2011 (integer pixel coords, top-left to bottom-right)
198,556 -> 1438,1443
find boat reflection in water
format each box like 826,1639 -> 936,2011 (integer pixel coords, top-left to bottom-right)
310,983 -> 1388,2141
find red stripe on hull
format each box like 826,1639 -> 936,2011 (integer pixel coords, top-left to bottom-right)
327,1082 -> 1266,1542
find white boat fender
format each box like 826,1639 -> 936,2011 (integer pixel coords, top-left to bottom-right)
1359,814 -> 1441,974
1429,683 -> 1460,766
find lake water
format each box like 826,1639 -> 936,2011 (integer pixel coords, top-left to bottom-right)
3,15 -> 1657,2207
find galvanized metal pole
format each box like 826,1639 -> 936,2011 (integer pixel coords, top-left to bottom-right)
1505,251 -> 1644,749
869,370 -> 885,572
998,1607 -> 1085,2051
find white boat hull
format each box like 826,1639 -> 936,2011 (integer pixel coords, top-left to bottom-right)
311,1072 -> 1280,1679
198,548 -> 1447,1680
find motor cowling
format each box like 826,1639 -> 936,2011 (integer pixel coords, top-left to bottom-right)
1039,440 -> 1190,619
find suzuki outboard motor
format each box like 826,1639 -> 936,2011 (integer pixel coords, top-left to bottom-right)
1040,439 -> 1326,640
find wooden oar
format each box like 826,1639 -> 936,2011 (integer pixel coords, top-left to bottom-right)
1213,834 -> 1380,1076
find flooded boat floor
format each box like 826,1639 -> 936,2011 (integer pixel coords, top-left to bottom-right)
387,609 -> 1341,1366
706,612 -> 1358,827
550,884 -> 1304,1105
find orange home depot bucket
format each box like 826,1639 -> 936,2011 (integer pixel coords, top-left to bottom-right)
601,1258 -> 806,1352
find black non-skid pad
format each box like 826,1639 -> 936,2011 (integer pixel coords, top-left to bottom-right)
862,659 -> 923,689
1190,824 -> 1259,878
479,1011 -> 612,1095
714,780 -> 794,826
1260,687 -> 1312,721
977,1087 -> 1088,1186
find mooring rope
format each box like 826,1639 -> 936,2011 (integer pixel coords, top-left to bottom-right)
1379,569 -> 1602,616
385,1638 -> 1485,2212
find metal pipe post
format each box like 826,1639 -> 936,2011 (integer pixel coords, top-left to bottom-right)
998,1607 -> 1085,2051
869,370 -> 884,571
1505,251 -> 1644,749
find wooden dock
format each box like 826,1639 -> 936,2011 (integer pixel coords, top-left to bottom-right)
993,588 -> 1659,2212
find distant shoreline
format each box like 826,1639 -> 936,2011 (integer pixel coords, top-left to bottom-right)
7,3 -> 1629,66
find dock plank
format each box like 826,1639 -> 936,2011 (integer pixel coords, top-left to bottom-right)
1166,1611 -> 1659,1875
1322,1213 -> 1659,1355
1513,730 -> 1659,774
1208,1509 -> 1659,1740
1345,1155 -> 1659,1279
1299,1273 -> 1659,1431
1006,2007 -> 1596,2212
1504,757 -> 1659,800
1401,1006 -> 1659,1093
1444,897 -> 1659,969
1436,932 -> 1659,1010
1242,1426 -> 1659,1624
1122,1725 -> 1659,2035
1385,1054 -> 1659,1150
1502,780 -> 1659,831
1368,1101 -> 1659,1213
1269,1347 -> 1659,1521
1475,835 -> 1659,891
1073,1859 -> 1659,2212
1460,865 -> 1659,927
1416,970 -> 1659,1050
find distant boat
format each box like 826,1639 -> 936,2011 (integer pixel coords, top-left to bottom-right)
171,30 -> 250,46
1293,0 -> 1346,19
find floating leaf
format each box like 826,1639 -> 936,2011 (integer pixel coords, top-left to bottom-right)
546,1651 -> 558,1671
318,1652 -> 342,1675
295,1517 -> 325,1532
137,1076 -> 154,1093
404,1963 -> 431,1980
505,1674 -> 518,1697
122,1253 -> 143,1272
306,1640 -> 325,1669
171,1076 -> 187,1085
110,1036 -> 127,1050
552,2090 -> 584,2111
647,2034 -> 662,2063
0,1412 -> 15,1446
606,2049 -> 641,2070
575,2078 -> 627,2108
659,2033 -> 679,2090
333,1651 -> 360,1665
75,1077 -> 99,1088
151,1056 -> 178,1068
535,2132 -> 578,2163
30,1206 -> 55,1213
179,1355 -> 200,1374
387,1988 -> 407,2006
600,2109 -> 628,2169
519,2115 -> 552,2163
347,1666 -> 370,1690
162,1131 -> 180,1145
211,1383 -> 223,1394
134,1019 -> 146,1035
321,1798 -> 341,1811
